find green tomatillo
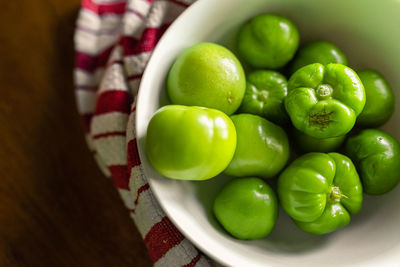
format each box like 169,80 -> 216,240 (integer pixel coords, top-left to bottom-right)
146,105 -> 236,180
292,128 -> 345,153
278,152 -> 363,235
237,14 -> 299,69
345,129 -> 400,195
167,43 -> 246,115
356,70 -> 395,127
213,177 -> 278,239
290,41 -> 348,74
285,63 -> 365,139
224,114 -> 289,179
238,70 -> 288,125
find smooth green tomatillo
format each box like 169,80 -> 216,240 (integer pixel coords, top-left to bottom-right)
146,105 -> 236,180
238,70 -> 288,125
345,129 -> 400,195
290,41 -> 348,74
356,70 -> 395,127
292,128 -> 345,153
167,43 -> 246,115
285,63 -> 365,139
213,177 -> 278,239
237,14 -> 299,69
224,114 -> 289,179
278,152 -> 363,235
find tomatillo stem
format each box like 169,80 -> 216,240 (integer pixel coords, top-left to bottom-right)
257,90 -> 269,102
329,186 -> 341,202
316,84 -> 333,99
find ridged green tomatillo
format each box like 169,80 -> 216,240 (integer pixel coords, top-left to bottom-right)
278,152 -> 363,235
285,63 -> 365,139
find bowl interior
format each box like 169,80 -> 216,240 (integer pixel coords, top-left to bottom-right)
136,0 -> 400,266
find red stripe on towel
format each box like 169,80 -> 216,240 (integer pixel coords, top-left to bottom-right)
144,216 -> 185,262
94,90 -> 132,115
109,164 -> 130,190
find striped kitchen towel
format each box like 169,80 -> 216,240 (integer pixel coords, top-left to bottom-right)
74,0 -> 212,266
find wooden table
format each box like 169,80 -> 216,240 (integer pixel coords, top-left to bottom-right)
0,1 -> 151,266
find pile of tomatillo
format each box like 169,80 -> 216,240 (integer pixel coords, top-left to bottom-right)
145,13 -> 400,238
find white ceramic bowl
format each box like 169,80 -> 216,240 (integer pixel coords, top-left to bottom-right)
136,0 -> 400,266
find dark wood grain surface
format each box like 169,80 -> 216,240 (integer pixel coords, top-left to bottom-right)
0,1 -> 151,266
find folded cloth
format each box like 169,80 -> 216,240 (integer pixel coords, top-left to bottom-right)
74,0 -> 212,266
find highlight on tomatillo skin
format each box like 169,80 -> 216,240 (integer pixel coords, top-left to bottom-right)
145,105 -> 237,181
285,63 -> 365,139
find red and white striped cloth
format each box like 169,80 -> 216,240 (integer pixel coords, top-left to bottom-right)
74,0 -> 212,266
